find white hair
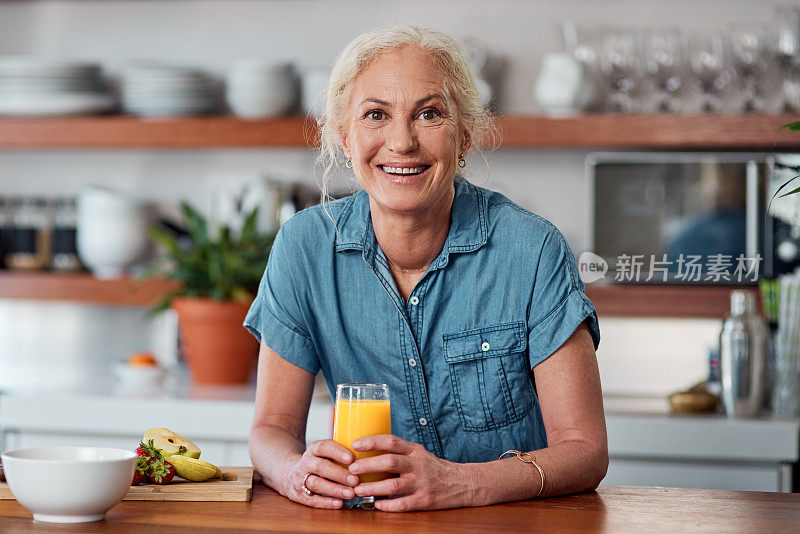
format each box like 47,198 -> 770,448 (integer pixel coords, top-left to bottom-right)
315,24 -> 496,204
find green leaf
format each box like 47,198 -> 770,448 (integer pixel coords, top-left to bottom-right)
768,173 -> 800,215
781,121 -> 800,132
779,185 -> 800,198
181,202 -> 209,243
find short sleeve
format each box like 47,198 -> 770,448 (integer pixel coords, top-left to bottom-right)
527,229 -> 600,368
243,222 -> 321,375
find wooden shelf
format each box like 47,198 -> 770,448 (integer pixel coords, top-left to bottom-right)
585,283 -> 759,318
0,271 -> 754,317
1,113 -> 799,149
0,272 -> 181,307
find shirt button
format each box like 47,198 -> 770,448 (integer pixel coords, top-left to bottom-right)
409,296 -> 420,305
408,358 -> 417,367
419,417 -> 428,426
481,341 -> 491,352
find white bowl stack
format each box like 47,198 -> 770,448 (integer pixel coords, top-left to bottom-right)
226,60 -> 298,118
0,57 -> 115,116
121,63 -> 218,117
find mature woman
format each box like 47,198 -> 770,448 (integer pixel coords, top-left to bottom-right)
245,25 -> 606,512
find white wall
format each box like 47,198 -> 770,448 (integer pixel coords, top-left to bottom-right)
0,0 -> 772,395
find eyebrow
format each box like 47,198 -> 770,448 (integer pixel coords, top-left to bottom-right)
359,93 -> 446,108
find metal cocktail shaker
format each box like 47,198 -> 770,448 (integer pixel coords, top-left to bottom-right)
719,290 -> 769,417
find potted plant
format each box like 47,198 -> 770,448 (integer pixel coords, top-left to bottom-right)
148,202 -> 275,385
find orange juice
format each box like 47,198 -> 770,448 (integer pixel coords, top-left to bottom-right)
333,398 -> 391,483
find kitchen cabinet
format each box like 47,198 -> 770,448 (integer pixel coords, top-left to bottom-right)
604,413 -> 800,492
0,384 -> 334,467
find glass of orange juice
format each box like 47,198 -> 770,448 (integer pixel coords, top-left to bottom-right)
333,383 -> 391,509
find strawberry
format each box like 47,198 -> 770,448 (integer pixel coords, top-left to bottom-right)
148,458 -> 176,484
131,455 -> 149,485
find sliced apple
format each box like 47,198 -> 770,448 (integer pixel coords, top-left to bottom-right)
143,428 -> 201,459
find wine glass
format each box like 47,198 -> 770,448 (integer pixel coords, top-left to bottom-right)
645,29 -> 686,112
775,5 -> 800,111
600,28 -> 642,112
729,22 -> 771,112
689,31 -> 731,113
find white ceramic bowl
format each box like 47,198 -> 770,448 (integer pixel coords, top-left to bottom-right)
1,446 -> 136,523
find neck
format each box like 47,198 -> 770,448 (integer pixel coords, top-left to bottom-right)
369,185 -> 454,273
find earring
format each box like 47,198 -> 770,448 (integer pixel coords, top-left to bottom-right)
458,156 -> 466,168
345,157 -> 353,169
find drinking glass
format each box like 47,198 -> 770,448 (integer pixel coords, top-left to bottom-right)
645,29 -> 686,112
333,383 -> 391,509
689,32 -> 731,112
729,22 -> 771,112
600,29 -> 642,112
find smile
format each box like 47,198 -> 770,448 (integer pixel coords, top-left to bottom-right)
379,165 -> 430,176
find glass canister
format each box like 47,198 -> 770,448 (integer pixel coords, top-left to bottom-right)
719,290 -> 770,417
51,198 -> 82,272
5,197 -> 51,271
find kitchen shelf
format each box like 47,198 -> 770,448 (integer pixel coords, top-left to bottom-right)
1,113 -> 799,149
585,283 -> 759,318
0,272 -> 181,307
0,271 -> 754,317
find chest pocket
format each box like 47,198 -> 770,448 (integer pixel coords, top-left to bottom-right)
443,321 -> 535,432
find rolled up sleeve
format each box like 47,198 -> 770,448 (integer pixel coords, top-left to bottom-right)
244,223 -> 321,375
527,229 -> 600,368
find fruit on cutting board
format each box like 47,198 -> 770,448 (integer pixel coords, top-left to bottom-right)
168,456 -> 222,482
135,439 -> 177,484
143,428 -> 201,459
131,456 -> 149,485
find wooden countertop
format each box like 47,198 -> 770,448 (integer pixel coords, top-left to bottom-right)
2,483 -> 800,533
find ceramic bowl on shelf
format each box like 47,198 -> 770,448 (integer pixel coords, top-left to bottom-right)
1,447 -> 136,523
225,60 -> 297,118
76,187 -> 151,279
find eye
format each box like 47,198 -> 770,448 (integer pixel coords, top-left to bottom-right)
365,110 -> 385,121
419,108 -> 441,121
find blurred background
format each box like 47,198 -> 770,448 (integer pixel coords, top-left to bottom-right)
1,0 -> 800,494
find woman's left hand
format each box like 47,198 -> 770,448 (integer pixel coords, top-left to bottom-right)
348,434 -> 477,512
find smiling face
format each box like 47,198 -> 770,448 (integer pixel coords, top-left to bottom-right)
341,46 -> 469,217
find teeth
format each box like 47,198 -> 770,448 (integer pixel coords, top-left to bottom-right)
382,166 -> 425,175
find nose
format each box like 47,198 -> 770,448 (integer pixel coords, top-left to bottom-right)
385,118 -> 418,154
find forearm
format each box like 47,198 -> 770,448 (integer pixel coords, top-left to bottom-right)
466,439 -> 608,506
249,423 -> 306,495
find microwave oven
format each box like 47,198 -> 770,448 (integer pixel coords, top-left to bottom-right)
588,152 -> 800,284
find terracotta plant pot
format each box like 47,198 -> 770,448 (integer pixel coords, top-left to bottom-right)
171,297 -> 257,385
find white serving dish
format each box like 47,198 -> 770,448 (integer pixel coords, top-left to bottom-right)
1,446 -> 136,523
112,362 -> 166,388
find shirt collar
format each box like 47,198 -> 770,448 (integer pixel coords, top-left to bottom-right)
334,177 -> 488,262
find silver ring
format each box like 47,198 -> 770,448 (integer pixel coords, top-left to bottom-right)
301,473 -> 313,496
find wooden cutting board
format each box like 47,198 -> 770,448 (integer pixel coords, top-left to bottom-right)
0,466 -> 254,502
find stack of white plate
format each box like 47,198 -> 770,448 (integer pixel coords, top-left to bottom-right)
0,57 -> 115,116
226,60 -> 297,118
121,63 -> 219,117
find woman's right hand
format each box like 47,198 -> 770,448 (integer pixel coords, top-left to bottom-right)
282,439 -> 359,509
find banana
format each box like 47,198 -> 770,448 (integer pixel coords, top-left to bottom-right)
168,455 -> 221,482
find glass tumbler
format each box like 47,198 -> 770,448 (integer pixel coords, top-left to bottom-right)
333,383 -> 391,509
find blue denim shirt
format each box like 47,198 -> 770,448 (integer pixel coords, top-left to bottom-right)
244,178 -> 600,463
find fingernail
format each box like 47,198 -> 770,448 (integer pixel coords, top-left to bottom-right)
349,463 -> 359,473
347,475 -> 359,485
353,440 -> 363,449
354,485 -> 364,496
341,452 -> 351,462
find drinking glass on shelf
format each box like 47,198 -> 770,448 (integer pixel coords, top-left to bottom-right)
689,31 -> 732,113
562,20 -> 604,109
599,28 -> 642,112
729,22 -> 771,112
332,383 -> 391,509
645,29 -> 686,113
774,5 -> 800,111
